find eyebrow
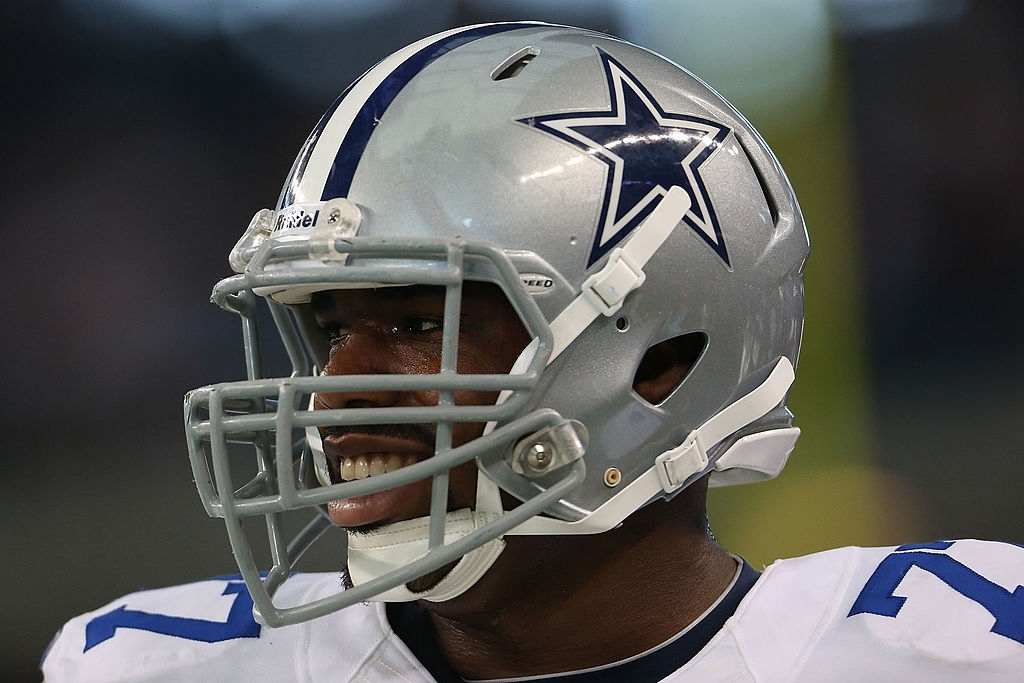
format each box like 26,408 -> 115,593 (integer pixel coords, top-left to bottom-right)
310,287 -> 450,321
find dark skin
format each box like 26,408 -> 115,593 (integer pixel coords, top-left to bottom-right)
313,283 -> 737,680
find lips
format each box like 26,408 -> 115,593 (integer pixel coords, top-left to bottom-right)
321,431 -> 435,528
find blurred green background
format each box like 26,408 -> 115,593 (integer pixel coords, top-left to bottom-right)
3,1 -> 1021,680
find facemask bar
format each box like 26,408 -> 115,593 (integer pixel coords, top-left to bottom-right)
185,235 -> 586,626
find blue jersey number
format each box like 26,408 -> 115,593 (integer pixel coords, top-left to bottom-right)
84,581 -> 261,652
848,541 -> 1024,645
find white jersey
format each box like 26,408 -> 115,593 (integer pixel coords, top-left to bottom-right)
44,540 -> 1024,682
674,539 -> 1024,682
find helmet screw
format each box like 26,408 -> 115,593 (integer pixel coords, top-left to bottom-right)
525,443 -> 551,471
603,467 -> 622,487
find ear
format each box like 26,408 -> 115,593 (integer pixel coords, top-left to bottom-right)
632,333 -> 707,405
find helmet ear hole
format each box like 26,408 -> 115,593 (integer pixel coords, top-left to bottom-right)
632,332 -> 707,406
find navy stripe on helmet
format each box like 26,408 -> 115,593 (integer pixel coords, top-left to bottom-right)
278,74 -> 365,210
319,22 -> 538,201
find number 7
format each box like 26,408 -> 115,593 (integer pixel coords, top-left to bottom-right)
848,547 -> 1024,645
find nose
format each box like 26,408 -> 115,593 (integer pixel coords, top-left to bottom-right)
314,330 -> 403,411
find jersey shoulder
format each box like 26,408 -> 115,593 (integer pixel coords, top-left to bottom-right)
729,539 -> 1024,683
41,573 -> 431,683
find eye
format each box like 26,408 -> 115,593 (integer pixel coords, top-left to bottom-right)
399,318 -> 443,335
321,325 -> 350,346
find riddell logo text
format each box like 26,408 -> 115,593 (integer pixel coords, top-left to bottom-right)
275,209 -> 320,231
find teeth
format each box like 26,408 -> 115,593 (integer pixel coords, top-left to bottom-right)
369,456 -> 385,476
354,456 -> 369,479
339,454 -> 420,481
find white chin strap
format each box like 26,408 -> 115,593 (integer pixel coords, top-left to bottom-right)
505,356 -> 798,536
321,187 -> 792,601
346,509 -> 505,602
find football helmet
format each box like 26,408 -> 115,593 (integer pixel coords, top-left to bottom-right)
184,21 -> 809,626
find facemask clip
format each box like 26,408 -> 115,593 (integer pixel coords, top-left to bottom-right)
510,419 -> 588,477
308,198 -> 362,262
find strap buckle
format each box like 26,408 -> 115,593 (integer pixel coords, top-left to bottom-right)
654,432 -> 709,493
580,247 -> 646,317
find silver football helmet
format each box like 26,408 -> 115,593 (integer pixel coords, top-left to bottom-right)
184,21 -> 808,626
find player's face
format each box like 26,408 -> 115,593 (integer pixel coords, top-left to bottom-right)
311,283 -> 531,529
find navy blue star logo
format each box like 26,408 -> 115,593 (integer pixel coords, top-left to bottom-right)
519,48 -> 731,268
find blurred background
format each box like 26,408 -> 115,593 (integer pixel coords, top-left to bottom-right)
3,0 -> 1022,679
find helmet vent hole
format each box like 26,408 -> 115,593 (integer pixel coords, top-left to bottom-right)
736,136 -> 779,227
615,316 -> 629,332
491,47 -> 538,81
632,332 -> 707,406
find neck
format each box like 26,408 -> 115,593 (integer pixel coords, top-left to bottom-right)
421,494 -> 737,680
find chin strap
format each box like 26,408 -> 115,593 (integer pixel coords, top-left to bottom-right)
331,186 -> 702,601
507,356 -> 797,536
346,509 -> 505,602
307,399 -> 331,489
548,187 -> 692,360
345,353 -> 797,600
